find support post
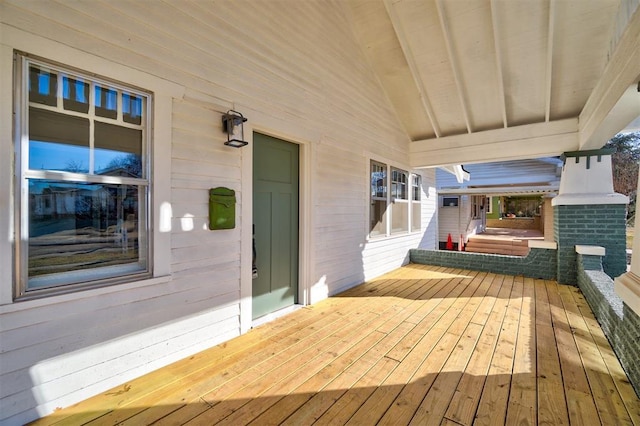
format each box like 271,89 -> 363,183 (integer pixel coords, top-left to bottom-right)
615,171 -> 640,316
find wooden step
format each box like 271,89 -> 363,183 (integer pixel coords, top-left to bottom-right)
464,246 -> 530,256
467,238 -> 529,247
464,238 -> 530,256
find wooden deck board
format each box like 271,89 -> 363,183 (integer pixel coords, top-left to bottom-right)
505,277 -> 538,426
535,280 -> 569,426
32,264 -> 640,426
545,279 -> 603,425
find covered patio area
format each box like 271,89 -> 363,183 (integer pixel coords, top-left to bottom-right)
35,264 -> 640,425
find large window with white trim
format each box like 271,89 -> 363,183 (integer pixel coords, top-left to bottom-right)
369,160 -> 421,238
14,53 -> 152,298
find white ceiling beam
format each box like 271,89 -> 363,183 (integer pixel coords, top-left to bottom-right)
436,0 -> 472,133
544,0 -> 555,122
579,7 -> 640,149
412,118 -> 576,151
439,165 -> 470,183
411,132 -> 578,168
490,0 -> 508,128
383,0 -> 441,138
581,84 -> 640,150
410,119 -> 579,168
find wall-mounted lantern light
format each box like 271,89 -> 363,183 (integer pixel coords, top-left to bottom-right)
222,110 -> 248,148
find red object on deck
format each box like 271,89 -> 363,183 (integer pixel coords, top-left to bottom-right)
446,233 -> 453,250
459,234 -> 464,251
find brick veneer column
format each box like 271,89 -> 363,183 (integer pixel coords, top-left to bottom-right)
553,149 -> 628,285
555,204 -> 627,284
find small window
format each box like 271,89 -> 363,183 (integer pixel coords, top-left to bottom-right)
370,161 -> 387,238
411,174 -> 421,231
442,196 -> 459,207
15,54 -> 152,298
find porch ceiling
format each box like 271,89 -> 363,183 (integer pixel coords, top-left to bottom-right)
347,0 -> 640,167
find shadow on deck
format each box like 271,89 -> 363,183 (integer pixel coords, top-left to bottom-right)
32,264 -> 640,425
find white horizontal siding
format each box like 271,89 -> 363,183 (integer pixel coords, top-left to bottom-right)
438,195 -> 473,242
0,1 -> 438,423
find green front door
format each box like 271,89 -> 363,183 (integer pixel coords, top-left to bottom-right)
252,133 -> 299,320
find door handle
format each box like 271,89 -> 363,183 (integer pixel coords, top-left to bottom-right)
252,224 -> 258,279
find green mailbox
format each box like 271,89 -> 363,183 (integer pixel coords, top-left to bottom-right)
209,187 -> 236,230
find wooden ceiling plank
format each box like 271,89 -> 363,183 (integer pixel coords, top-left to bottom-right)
544,0 -> 555,122
436,0 -> 472,134
489,0 -> 508,128
383,0 -> 441,138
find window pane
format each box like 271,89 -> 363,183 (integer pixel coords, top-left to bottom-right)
95,122 -> 143,177
370,199 -> 387,237
443,197 -> 459,207
62,75 -> 89,113
412,202 -> 421,231
95,85 -> 118,119
412,175 -> 421,201
123,92 -> 144,125
391,201 -> 408,234
371,162 -> 386,198
29,65 -> 57,106
391,168 -> 407,200
27,180 -> 147,289
29,108 -> 90,172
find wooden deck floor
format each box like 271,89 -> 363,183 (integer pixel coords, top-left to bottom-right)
34,265 -> 640,425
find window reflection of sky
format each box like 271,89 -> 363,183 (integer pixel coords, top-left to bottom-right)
34,72 -> 53,95
29,140 -> 123,173
63,77 -> 87,103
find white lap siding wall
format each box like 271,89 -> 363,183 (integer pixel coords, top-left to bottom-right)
0,1 -> 437,423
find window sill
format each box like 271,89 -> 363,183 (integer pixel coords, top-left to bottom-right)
1,274 -> 171,313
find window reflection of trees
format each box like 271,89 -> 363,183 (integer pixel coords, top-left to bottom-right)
28,182 -> 139,277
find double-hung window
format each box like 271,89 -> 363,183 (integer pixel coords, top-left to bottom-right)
14,53 -> 152,298
369,160 -> 421,238
390,168 -> 408,234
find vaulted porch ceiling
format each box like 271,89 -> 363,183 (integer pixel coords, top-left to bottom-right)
347,0 -> 640,167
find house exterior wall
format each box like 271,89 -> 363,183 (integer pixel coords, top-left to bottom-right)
438,195 -> 470,244
486,196 -> 500,219
0,2 -> 437,424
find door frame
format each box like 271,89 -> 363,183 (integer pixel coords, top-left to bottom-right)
240,122 -> 313,333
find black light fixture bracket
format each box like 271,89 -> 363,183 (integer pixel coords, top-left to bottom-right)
222,110 -> 248,148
